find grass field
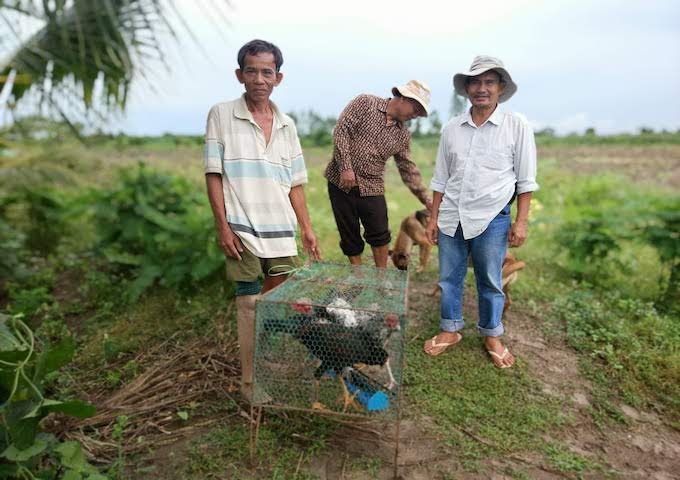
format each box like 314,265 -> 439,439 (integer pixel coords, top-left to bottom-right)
1,133 -> 679,479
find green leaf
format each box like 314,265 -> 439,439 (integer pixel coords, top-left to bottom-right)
136,194 -> 185,233
1,438 -> 47,461
102,247 -> 142,266
86,474 -> 108,480
43,399 -> 96,419
62,470 -> 82,480
34,335 -> 76,381
54,441 -> 88,471
6,411 -> 41,449
0,316 -> 25,352
126,264 -> 162,302
177,411 -> 188,421
0,464 -> 20,476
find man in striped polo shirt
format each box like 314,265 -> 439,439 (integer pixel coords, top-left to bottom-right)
203,39 -> 320,403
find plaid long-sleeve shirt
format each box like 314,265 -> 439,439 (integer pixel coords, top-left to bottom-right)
324,94 -> 429,205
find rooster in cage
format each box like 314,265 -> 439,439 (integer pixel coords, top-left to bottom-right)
264,298 -> 400,412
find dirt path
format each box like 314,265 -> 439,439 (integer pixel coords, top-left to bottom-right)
303,278 -> 680,479
505,306 -> 680,480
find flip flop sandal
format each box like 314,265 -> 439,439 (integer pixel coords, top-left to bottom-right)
488,348 -> 513,369
424,332 -> 462,356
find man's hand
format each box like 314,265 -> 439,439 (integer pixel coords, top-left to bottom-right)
218,226 -> 244,260
301,227 -> 321,261
425,197 -> 433,212
339,169 -> 357,190
426,217 -> 439,245
508,220 -> 528,247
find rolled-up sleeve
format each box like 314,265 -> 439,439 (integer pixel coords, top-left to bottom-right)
430,131 -> 451,193
513,120 -> 539,194
394,138 -> 429,205
203,106 -> 224,175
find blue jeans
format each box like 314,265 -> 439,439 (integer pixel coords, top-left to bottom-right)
438,205 -> 511,337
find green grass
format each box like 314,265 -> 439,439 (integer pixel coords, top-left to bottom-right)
405,319 -> 569,471
183,413 -> 335,479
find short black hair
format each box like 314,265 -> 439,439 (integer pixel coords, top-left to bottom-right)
237,39 -> 283,71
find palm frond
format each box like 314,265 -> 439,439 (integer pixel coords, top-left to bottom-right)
0,0 -> 230,130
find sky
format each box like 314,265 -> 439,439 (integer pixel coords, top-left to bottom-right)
4,0 -> 680,136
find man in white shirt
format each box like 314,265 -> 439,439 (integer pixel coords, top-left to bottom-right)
204,39 -> 320,401
424,56 -> 538,368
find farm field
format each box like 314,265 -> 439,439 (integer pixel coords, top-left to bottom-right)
1,134 -> 679,479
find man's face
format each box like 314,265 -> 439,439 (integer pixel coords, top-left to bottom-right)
235,52 -> 282,103
394,97 -> 425,123
465,70 -> 504,109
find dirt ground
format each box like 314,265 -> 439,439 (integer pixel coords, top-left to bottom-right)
542,144 -> 680,189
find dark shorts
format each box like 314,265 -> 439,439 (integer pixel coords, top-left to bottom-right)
327,181 -> 390,256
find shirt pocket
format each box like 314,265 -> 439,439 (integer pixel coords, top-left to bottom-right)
275,154 -> 293,188
478,144 -> 514,171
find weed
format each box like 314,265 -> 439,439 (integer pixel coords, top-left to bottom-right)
544,442 -> 598,475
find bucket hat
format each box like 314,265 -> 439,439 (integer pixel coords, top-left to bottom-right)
453,55 -> 517,103
391,80 -> 431,116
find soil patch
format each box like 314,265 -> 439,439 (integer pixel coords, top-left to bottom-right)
540,144 -> 680,188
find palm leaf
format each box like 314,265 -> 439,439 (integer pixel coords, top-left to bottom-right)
0,0 -> 229,126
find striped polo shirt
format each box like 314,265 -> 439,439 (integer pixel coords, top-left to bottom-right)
203,94 -> 307,258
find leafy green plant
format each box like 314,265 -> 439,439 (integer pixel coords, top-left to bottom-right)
638,196 -> 680,311
107,415 -> 129,479
554,175 -> 634,281
22,190 -> 69,256
91,164 -> 224,301
0,217 -> 27,284
555,175 -> 679,311
0,314 -> 103,479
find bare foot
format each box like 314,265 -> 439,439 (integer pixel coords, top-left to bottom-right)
484,336 -> 515,368
423,331 -> 462,356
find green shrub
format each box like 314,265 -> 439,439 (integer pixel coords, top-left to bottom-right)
638,196 -> 680,311
92,164 -> 224,301
0,217 -> 27,283
0,314 -> 104,479
555,174 -> 679,311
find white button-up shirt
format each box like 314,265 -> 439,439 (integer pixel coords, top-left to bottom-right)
430,107 -> 539,239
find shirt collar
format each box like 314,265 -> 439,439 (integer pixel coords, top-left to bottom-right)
379,97 -> 403,129
234,93 -> 290,128
460,105 -> 503,127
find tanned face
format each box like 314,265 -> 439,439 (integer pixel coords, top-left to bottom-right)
392,96 -> 426,123
465,70 -> 505,110
235,52 -> 283,103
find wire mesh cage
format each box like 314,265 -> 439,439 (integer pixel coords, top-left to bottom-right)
253,262 -> 408,418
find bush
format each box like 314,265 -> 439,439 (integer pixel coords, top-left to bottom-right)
554,174 -> 679,311
91,164 -> 224,301
0,314 -> 103,479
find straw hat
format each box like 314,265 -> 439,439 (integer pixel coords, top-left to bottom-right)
391,80 -> 431,116
453,55 -> 517,103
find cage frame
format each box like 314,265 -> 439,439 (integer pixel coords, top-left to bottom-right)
247,261 -> 410,479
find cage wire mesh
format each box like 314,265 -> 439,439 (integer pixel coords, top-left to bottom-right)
254,263 -> 408,418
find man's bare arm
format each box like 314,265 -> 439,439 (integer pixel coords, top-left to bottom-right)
508,192 -> 532,247
426,191 -> 444,245
205,173 -> 243,260
288,185 -> 320,260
